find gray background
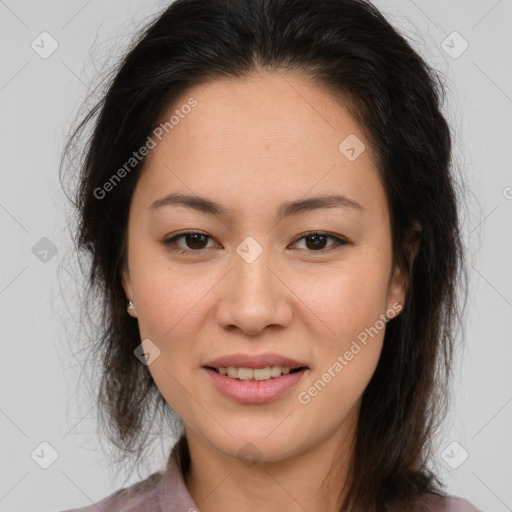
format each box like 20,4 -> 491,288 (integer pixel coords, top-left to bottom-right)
1,0 -> 511,511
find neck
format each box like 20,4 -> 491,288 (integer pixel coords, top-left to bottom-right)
183,414 -> 357,512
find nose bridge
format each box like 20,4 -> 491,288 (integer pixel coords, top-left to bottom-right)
214,236 -> 292,334
232,238 -> 276,308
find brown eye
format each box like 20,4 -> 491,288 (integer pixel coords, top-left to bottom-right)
304,234 -> 329,250
181,233 -> 209,250
162,231 -> 215,253
293,232 -> 347,252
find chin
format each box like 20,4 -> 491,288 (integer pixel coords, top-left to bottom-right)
199,424 -> 306,465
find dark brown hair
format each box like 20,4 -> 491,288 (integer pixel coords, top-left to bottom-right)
60,0 -> 468,510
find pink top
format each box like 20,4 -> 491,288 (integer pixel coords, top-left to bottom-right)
59,438 -> 482,512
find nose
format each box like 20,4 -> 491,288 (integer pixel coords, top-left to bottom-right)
213,247 -> 293,336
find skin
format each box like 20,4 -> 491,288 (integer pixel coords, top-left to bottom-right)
122,70 -> 407,512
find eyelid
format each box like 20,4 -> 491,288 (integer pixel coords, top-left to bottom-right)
161,230 -> 348,254
162,230 -> 218,254
289,231 -> 348,252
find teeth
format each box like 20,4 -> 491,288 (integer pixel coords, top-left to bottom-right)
226,367 -> 238,378
238,367 -> 254,380
217,366 -> 296,381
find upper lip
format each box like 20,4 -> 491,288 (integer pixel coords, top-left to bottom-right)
203,352 -> 309,369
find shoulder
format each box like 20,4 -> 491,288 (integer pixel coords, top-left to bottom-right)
57,470 -> 165,512
389,493 -> 482,512
444,496 -> 482,512
416,493 -> 482,512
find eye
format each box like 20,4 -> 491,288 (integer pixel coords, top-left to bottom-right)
290,231 -> 348,252
162,231 -> 218,254
161,230 -> 348,255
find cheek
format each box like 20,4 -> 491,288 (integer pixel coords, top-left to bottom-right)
131,268 -> 204,418
308,274 -> 387,384
290,256 -> 391,343
130,251 -> 213,341
295,274 -> 388,422
293,252 -> 390,398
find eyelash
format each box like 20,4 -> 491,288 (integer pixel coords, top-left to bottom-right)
161,230 -> 348,255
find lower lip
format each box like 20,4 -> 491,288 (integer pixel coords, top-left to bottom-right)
203,367 -> 308,404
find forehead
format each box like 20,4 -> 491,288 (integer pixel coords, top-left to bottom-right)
134,71 -> 387,223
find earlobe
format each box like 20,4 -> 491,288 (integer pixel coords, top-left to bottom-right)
386,222 -> 421,318
126,298 -> 136,317
387,265 -> 406,318
121,266 -> 137,318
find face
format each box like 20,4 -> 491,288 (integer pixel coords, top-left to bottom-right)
122,71 -> 406,464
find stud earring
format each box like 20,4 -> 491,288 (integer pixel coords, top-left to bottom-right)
127,298 -> 135,312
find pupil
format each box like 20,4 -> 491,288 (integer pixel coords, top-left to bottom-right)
187,234 -> 207,249
306,234 -> 326,250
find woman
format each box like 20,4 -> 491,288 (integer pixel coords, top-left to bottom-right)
60,0 -> 479,510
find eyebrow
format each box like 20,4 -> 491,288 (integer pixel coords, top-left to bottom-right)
149,192 -> 364,219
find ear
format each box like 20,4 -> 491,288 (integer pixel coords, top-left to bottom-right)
386,222 -> 421,318
386,265 -> 406,318
121,263 -> 137,318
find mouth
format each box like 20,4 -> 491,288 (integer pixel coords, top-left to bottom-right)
202,363 -> 310,404
201,353 -> 310,403
204,365 -> 308,382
